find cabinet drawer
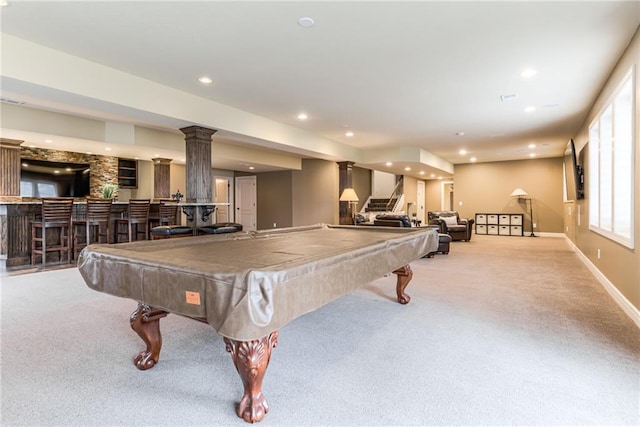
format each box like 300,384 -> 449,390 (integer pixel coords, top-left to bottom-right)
487,214 -> 499,224
510,215 -> 523,226
475,214 -> 487,224
499,215 -> 511,225
498,225 -> 510,235
511,225 -> 523,236
487,225 -> 499,235
476,224 -> 487,234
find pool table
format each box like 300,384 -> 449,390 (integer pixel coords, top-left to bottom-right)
78,224 -> 439,423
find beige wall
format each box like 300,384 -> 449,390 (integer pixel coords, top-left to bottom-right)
292,159 -> 339,226
569,26 -> 639,312
257,170 -> 293,230
453,158 -> 565,233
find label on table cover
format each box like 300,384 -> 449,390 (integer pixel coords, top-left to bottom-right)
185,291 -> 201,305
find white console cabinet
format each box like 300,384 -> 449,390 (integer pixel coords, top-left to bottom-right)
475,213 -> 523,236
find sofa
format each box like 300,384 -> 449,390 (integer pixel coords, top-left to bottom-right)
427,211 -> 474,241
373,214 -> 412,227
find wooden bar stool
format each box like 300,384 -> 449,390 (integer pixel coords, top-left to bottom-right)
149,200 -> 178,230
116,199 -> 151,242
73,198 -> 112,258
31,197 -> 74,265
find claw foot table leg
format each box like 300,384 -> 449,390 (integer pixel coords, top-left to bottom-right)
129,303 -> 169,370
393,264 -> 413,304
224,331 -> 279,423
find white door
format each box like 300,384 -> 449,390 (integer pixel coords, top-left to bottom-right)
235,176 -> 257,231
416,181 -> 425,224
214,177 -> 230,223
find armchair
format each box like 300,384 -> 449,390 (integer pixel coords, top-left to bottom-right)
427,211 -> 474,241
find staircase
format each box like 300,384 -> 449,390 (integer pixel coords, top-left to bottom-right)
365,197 -> 397,213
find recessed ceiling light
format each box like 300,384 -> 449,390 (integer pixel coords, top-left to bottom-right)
386,162 -> 392,166
180,158 -> 185,162
430,173 -> 435,178
524,106 -> 536,113
28,144 -> 35,148
154,153 -> 160,157
521,68 -> 537,78
54,170 -> 60,174
44,139 -> 53,143
297,112 -> 308,120
248,166 -> 255,170
456,132 -> 465,136
86,151 -> 92,155
528,143 -> 536,149
105,147 -> 111,151
345,131 -> 354,137
298,17 -> 315,28
22,162 -> 28,167
404,167 -> 411,171
134,157 -> 140,160
419,171 -> 425,175
529,153 -> 537,158
459,149 -> 467,155
198,76 -> 213,84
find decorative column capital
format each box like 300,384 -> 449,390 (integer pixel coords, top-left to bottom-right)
180,126 -> 217,141
153,158 -> 172,165
0,138 -> 24,150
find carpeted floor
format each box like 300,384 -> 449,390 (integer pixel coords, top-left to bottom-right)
1,234 -> 639,426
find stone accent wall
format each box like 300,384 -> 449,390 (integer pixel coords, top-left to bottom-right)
20,148 -> 118,198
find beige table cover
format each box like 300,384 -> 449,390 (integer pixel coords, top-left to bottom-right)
78,224 -> 439,341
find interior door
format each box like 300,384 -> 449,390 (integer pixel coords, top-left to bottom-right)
214,177 -> 230,223
416,181 -> 425,224
235,176 -> 257,231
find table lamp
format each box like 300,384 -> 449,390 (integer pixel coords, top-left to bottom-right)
339,188 -> 359,225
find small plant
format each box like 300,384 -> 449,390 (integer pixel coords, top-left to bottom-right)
100,183 -> 119,199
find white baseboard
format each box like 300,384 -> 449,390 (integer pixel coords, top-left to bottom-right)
566,236 -> 640,328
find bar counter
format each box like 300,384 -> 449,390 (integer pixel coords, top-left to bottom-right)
0,200 -> 165,269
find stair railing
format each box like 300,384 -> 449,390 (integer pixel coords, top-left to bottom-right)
385,176 -> 404,211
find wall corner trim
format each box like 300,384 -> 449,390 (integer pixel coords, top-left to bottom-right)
567,236 -> 640,329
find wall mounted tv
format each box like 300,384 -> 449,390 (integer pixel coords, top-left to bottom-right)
20,159 -> 91,198
563,139 -> 584,200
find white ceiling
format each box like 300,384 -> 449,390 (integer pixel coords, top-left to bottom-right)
1,1 -> 638,179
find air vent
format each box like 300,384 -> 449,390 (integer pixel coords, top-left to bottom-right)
500,94 -> 517,102
0,97 -> 25,105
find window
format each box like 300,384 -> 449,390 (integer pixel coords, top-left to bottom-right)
588,67 -> 635,248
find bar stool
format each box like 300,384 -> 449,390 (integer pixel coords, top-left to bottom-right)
31,197 -> 74,265
73,198 -> 112,258
115,199 -> 151,242
149,200 -> 178,230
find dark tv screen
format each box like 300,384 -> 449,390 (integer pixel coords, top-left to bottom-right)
563,139 -> 584,200
20,159 -> 91,198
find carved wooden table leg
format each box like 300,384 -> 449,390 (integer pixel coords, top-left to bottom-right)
129,303 -> 169,370
224,331 -> 279,423
393,264 -> 413,304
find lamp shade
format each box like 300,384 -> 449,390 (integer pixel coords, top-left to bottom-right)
339,188 -> 359,202
510,188 -> 528,197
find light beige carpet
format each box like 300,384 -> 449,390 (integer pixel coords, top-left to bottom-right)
2,234 -> 639,426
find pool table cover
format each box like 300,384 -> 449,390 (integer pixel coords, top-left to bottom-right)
78,224 -> 439,341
